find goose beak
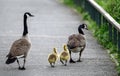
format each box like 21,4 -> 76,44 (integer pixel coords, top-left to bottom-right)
31,15 -> 34,17
85,28 -> 88,30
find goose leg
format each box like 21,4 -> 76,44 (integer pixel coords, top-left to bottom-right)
77,45 -> 86,62
21,58 -> 26,70
77,51 -> 82,62
77,47 -> 85,62
69,50 -> 75,63
17,58 -> 21,70
67,45 -> 75,63
18,57 -> 26,70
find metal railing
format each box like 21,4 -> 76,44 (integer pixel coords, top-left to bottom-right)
74,0 -> 120,56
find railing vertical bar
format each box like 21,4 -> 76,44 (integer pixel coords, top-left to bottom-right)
98,12 -> 101,25
95,10 -> 101,26
74,0 -> 80,6
101,15 -> 104,25
94,8 -> 97,22
90,5 -> 93,20
113,28 -> 118,45
118,32 -> 120,56
84,0 -> 87,11
103,16 -> 107,26
109,23 -> 112,41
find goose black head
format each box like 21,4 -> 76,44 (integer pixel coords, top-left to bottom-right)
78,23 -> 88,30
5,55 -> 17,64
78,24 -> 88,35
24,12 -> 34,18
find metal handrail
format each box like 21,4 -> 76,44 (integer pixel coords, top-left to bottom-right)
88,0 -> 120,32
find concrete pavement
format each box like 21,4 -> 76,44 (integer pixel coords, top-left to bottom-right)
0,0 -> 118,76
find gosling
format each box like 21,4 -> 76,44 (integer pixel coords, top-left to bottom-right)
48,48 -> 58,67
60,45 -> 70,66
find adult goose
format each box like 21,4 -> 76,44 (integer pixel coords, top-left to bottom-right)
67,24 -> 87,63
5,12 -> 34,70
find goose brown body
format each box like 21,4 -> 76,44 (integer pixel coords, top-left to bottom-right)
7,37 -> 31,58
68,34 -> 85,53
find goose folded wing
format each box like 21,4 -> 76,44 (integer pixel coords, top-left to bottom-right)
9,39 -> 31,56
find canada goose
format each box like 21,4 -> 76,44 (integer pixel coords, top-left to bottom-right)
5,12 -> 34,70
48,48 -> 58,67
67,23 -> 87,63
60,44 -> 70,66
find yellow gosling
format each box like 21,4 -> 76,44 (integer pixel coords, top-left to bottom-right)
48,48 -> 58,67
60,45 -> 70,66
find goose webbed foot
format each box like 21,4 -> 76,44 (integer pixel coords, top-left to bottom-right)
21,67 -> 26,70
18,67 -> 21,70
18,67 -> 26,70
77,59 -> 82,62
69,59 -> 76,63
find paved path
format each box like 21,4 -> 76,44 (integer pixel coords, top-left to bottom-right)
0,0 -> 118,76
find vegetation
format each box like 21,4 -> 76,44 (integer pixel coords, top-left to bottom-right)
95,0 -> 120,23
93,0 -> 120,73
61,0 -> 120,73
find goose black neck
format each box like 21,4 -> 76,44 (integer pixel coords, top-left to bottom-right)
23,15 -> 28,36
78,27 -> 84,35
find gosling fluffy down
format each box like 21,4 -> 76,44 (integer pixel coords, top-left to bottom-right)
60,45 -> 70,66
48,48 -> 58,67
